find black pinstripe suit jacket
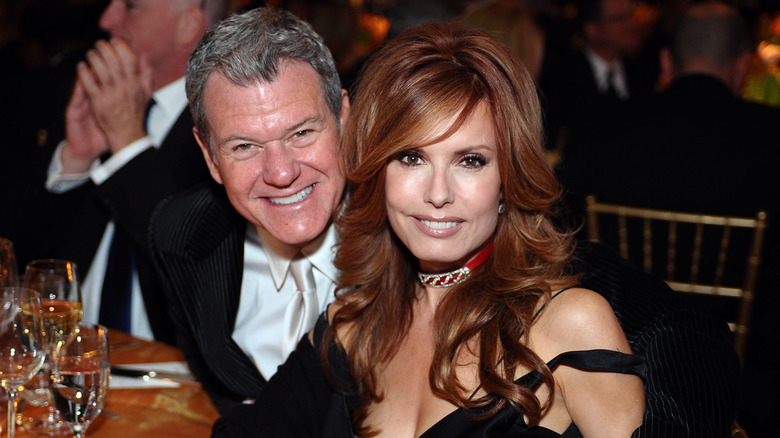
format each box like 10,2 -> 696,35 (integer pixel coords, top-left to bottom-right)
150,182 -> 265,413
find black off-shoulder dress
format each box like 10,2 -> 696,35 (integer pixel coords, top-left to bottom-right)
213,293 -> 645,438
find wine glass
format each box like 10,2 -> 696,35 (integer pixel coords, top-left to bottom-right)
49,324 -> 110,438
0,287 -> 46,438
0,239 -> 19,332
22,259 -> 84,435
0,237 -> 19,288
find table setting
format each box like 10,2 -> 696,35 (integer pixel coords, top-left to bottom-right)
0,237 -> 219,438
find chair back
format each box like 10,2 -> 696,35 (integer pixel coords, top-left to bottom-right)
584,195 -> 768,360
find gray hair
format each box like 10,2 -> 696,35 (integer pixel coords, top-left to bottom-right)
186,6 -> 343,150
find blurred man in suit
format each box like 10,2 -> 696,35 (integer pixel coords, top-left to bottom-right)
12,0 -> 230,344
149,6 -> 350,413
563,1 -> 778,222
540,0 -> 656,151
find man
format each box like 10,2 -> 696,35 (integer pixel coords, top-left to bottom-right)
539,0 -> 655,151
149,7 -> 350,413
18,0 -> 229,344
562,1 -> 779,224
562,3 -> 780,434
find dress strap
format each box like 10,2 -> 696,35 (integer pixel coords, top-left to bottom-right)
548,349 -> 646,377
533,285 -> 578,321
518,349 -> 646,390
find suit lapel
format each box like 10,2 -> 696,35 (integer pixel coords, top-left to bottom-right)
180,187 -> 267,394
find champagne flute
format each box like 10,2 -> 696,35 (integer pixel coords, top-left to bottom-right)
0,287 -> 46,438
49,324 -> 110,438
22,259 -> 84,435
0,239 -> 19,332
0,237 -> 18,288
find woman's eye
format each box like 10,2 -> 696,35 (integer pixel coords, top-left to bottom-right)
461,154 -> 487,168
397,151 -> 423,166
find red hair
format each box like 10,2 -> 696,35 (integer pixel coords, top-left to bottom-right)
329,22 -> 577,435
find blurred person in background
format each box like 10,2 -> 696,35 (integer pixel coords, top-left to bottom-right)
5,0 -> 230,344
561,4 -> 780,433
459,0 -> 546,81
539,0 -> 656,152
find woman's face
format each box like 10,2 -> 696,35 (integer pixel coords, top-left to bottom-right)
385,103 -> 501,274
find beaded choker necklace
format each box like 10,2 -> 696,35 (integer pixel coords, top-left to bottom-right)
417,242 -> 494,288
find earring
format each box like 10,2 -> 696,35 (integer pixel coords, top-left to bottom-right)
498,203 -> 506,214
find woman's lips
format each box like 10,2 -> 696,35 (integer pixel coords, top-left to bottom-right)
415,217 -> 463,237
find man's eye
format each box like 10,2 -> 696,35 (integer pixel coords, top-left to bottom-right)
292,129 -> 311,138
222,143 -> 261,161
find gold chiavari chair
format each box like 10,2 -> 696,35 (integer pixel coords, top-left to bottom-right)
584,195 -> 768,362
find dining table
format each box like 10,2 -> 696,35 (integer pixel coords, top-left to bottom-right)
10,330 -> 220,438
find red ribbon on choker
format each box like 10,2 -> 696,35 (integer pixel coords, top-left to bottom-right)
417,242 -> 494,288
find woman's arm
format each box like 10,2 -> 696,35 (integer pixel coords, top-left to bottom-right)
532,288 -> 645,437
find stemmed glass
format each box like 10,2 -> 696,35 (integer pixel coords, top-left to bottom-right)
0,239 -> 19,333
49,324 -> 110,438
0,286 -> 47,438
22,259 -> 84,435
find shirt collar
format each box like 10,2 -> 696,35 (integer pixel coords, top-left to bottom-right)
151,76 -> 188,123
254,223 -> 339,290
584,48 -> 618,80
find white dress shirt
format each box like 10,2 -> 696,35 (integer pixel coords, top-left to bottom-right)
232,223 -> 339,380
584,47 -> 630,100
45,77 -> 189,340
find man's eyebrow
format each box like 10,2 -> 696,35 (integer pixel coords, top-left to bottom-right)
218,134 -> 254,145
286,115 -> 324,133
215,115 -> 326,146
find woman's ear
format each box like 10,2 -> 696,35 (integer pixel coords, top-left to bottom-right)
176,5 -> 206,46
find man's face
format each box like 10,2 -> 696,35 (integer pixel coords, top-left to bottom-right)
98,0 -> 185,69
590,0 -> 639,55
196,60 -> 349,247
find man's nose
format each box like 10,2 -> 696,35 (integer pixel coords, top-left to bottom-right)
98,1 -> 123,34
261,145 -> 301,188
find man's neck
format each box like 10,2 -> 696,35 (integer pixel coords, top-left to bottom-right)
678,60 -> 742,95
586,43 -> 620,64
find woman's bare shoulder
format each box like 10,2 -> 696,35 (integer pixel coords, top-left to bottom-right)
533,287 -> 630,355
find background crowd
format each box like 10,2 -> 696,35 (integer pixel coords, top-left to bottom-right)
1,0 -> 778,436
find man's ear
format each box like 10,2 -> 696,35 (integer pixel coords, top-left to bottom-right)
176,5 -> 206,46
194,126 -> 223,185
338,89 -> 351,128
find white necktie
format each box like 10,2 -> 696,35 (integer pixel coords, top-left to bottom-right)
282,257 -> 319,358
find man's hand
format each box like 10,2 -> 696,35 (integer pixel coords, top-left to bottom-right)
62,38 -> 154,174
81,38 -> 153,152
62,79 -> 111,174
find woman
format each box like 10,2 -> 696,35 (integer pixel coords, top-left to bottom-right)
214,22 -> 645,438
